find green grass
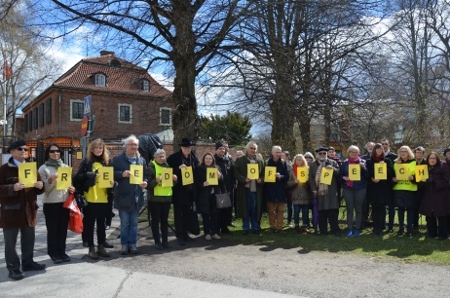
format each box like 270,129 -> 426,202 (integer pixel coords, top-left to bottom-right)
139,207 -> 450,265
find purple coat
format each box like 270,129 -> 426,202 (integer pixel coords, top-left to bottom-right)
419,163 -> 450,217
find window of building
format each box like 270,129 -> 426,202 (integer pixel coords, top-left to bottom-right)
46,98 -> 52,124
118,104 -> 132,123
33,107 -> 38,129
140,79 -> 150,92
24,114 -> 28,133
160,107 -> 171,125
28,111 -> 33,131
39,103 -> 44,127
94,73 -> 106,87
70,100 -> 84,121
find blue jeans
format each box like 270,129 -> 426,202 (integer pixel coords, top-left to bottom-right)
293,204 -> 310,227
242,191 -> 259,232
119,209 -> 139,246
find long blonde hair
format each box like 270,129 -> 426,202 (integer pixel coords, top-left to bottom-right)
87,138 -> 110,165
394,145 -> 414,163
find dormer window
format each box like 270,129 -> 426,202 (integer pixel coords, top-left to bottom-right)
109,59 -> 121,68
95,73 -> 106,87
140,79 -> 150,92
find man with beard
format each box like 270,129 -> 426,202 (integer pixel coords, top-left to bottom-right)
309,147 -> 341,236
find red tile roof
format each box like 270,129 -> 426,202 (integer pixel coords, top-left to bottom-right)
53,53 -> 172,98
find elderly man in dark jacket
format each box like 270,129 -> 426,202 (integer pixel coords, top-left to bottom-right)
0,140 -> 45,280
112,135 -> 148,255
167,138 -> 199,246
265,146 -> 289,233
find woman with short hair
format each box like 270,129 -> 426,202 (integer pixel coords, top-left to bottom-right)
340,145 -> 369,237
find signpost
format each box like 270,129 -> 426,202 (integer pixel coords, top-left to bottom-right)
81,95 -> 92,158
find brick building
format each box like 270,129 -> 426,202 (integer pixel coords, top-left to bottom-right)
19,51 -> 175,167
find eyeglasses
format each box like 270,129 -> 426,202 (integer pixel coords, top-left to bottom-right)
399,151 -> 407,153
16,147 -> 28,152
49,150 -> 61,153
318,152 -> 327,155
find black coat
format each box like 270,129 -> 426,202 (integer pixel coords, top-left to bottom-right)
167,150 -> 199,205
195,165 -> 223,214
264,157 -> 289,203
419,163 -> 450,217
366,158 -> 394,206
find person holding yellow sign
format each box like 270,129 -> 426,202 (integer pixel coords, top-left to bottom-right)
392,146 -> 418,237
265,146 -> 289,233
418,152 -> 450,240
195,153 -> 223,240
340,145 -> 369,237
38,143 -> 75,264
147,149 -> 177,250
287,154 -> 312,234
308,147 -> 341,236
0,140 -> 45,280
366,143 -> 394,236
234,141 -> 264,236
167,138 -> 200,246
74,139 -> 116,259
112,135 -> 148,255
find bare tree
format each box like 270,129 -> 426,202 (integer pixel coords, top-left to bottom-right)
42,0 -> 251,146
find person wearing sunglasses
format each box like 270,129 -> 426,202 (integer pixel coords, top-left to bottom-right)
308,147 -> 341,236
0,140 -> 45,280
38,143 -> 75,264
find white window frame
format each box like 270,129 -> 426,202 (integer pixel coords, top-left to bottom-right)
140,79 -> 150,92
118,104 -> 132,124
160,107 -> 171,126
70,99 -> 84,121
95,73 -> 106,87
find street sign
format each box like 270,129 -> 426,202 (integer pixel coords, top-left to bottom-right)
83,95 -> 92,117
81,116 -> 89,136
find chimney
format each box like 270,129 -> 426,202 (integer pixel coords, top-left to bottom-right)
100,50 -> 115,56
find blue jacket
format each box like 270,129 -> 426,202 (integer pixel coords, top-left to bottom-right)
340,159 -> 369,190
112,151 -> 148,212
264,157 -> 289,203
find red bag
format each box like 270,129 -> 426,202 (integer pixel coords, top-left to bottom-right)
63,193 -> 84,234
68,208 -> 83,234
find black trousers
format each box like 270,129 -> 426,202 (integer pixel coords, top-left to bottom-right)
426,215 -> 448,238
372,205 -> 386,232
173,190 -> 194,239
43,202 -> 70,257
149,201 -> 171,244
3,227 -> 35,270
83,203 -> 108,246
319,209 -> 340,235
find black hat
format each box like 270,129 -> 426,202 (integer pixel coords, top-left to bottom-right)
179,138 -> 195,147
315,146 -> 328,153
215,142 -> 224,150
444,148 -> 450,156
8,140 -> 27,153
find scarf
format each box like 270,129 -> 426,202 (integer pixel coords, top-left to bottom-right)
372,155 -> 384,163
45,158 -> 64,168
314,162 -> 328,196
345,157 -> 360,188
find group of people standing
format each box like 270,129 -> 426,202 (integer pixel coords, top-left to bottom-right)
2,135 -> 450,281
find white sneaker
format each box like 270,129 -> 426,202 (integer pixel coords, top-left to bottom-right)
205,234 -> 212,240
212,234 -> 221,240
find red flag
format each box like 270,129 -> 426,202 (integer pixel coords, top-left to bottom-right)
3,59 -> 12,80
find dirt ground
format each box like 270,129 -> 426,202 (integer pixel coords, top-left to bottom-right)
103,223 -> 450,298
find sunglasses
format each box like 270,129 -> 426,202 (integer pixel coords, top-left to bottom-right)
49,150 -> 61,153
318,152 -> 327,155
16,147 -> 28,152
